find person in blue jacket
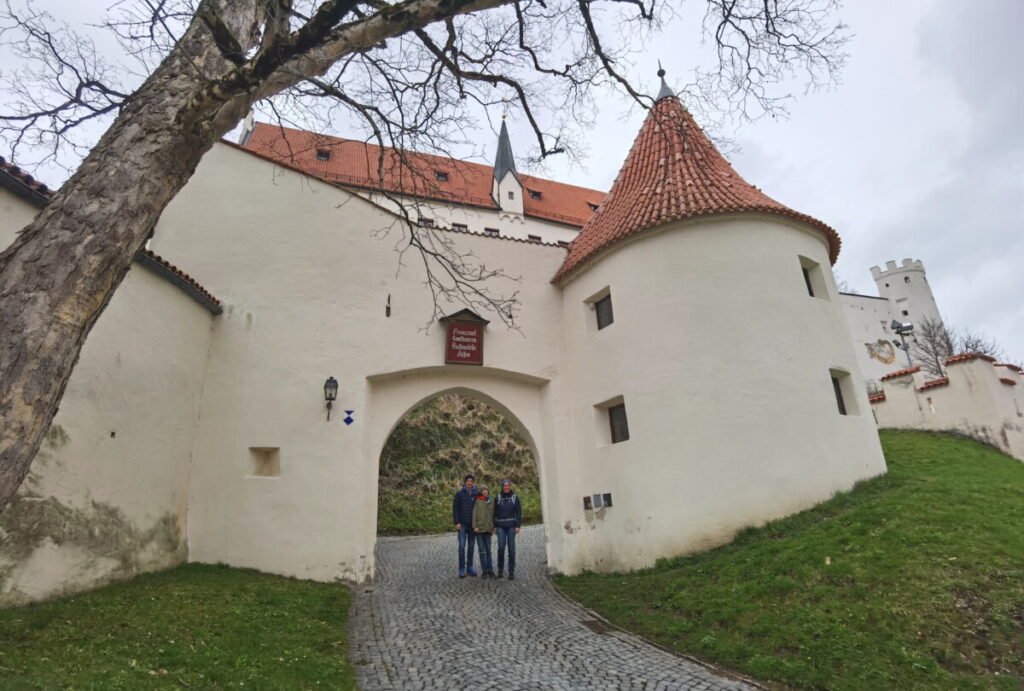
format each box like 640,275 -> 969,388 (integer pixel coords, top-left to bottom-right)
493,479 -> 522,580
452,474 -> 479,578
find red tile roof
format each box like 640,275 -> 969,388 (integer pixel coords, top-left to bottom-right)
999,377 -> 1018,386
0,155 -> 54,199
881,366 -> 920,381
917,377 -> 950,392
241,123 -> 605,228
994,363 -> 1022,373
946,352 -> 997,366
552,96 -> 841,283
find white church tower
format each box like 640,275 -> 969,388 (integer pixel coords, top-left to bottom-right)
491,120 -> 524,221
870,258 -> 944,327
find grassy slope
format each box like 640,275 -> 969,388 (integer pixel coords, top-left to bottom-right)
556,430 -> 1024,690
0,564 -> 355,689
377,394 -> 541,535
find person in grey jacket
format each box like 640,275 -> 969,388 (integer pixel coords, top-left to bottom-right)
493,479 -> 522,580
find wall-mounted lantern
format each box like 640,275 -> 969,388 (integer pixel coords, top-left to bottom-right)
324,376 -> 339,420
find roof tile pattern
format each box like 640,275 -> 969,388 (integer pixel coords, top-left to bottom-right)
0,155 -> 54,198
552,96 -> 841,283
946,352 -> 997,366
881,366 -> 921,381
242,123 -> 605,227
917,377 -> 950,392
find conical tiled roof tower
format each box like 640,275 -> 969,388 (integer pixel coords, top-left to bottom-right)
553,72 -> 841,283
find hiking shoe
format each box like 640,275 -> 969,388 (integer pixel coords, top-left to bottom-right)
497,571 -> 504,579
467,568 -> 478,577
458,570 -> 466,578
508,573 -> 515,581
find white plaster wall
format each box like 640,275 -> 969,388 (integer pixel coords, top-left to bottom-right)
557,215 -> 888,573
0,186 -> 40,248
872,360 -> 1024,461
356,190 -> 580,244
841,292 -> 908,386
0,265 -> 214,605
150,143 -> 578,581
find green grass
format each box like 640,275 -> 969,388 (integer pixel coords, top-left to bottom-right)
377,393 -> 542,535
0,563 -> 355,689
556,430 -> 1024,690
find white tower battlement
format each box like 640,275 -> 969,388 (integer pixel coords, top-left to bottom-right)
870,258 -> 943,327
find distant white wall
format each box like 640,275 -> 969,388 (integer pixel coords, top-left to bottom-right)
871,356 -> 1023,461
0,186 -> 39,248
841,292 -> 908,387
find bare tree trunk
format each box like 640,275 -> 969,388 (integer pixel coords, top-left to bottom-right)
0,3 -> 264,508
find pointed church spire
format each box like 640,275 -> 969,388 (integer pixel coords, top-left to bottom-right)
656,62 -> 675,101
493,120 -> 517,182
552,80 -> 841,283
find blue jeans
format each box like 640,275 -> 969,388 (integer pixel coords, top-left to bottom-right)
475,532 -> 493,572
496,526 -> 516,574
457,525 -> 476,572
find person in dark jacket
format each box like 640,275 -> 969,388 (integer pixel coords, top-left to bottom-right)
472,486 -> 496,578
452,474 -> 479,577
493,479 -> 522,579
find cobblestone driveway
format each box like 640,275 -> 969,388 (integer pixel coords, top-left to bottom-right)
348,526 -> 755,690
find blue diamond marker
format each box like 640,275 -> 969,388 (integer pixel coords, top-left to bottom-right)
343,411 -> 355,425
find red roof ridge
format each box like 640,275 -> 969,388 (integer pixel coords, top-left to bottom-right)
881,366 -> 920,381
946,352 -> 997,366
552,96 -> 841,283
240,122 -> 605,228
917,377 -> 950,392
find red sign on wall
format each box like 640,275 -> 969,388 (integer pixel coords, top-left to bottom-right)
445,323 -> 484,365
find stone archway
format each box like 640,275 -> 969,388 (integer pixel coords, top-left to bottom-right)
362,366 -> 568,574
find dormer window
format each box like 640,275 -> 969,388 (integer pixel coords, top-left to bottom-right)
528,189 -> 542,200
417,218 -> 435,228
315,149 -> 331,161
435,171 -> 449,182
587,202 -> 599,211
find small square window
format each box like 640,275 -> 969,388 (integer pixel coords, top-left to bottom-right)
529,189 -> 542,200
315,149 -> 330,161
608,403 -> 629,443
451,222 -> 468,232
249,447 -> 280,477
435,171 -> 449,182
602,493 -> 613,507
904,276 -> 911,283
583,496 -> 593,511
508,191 -> 515,200
527,234 -> 542,243
595,294 -> 614,330
902,310 -> 909,316
484,227 -> 500,237
418,217 -> 435,228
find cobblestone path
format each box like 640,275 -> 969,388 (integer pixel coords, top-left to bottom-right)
348,526 -> 755,690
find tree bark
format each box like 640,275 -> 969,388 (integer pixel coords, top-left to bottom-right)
0,0 -> 513,510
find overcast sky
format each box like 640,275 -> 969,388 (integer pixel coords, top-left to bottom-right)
8,0 -> 1022,363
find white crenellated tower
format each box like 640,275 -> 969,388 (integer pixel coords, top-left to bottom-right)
870,258 -> 944,327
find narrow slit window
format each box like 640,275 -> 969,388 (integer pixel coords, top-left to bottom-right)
608,404 -> 629,443
798,256 -> 829,301
451,222 -> 468,232
595,294 -> 614,330
802,267 -> 815,297
832,377 -> 847,415
484,227 -> 500,237
527,234 -> 542,243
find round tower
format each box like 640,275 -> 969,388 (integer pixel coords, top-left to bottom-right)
869,258 -> 943,327
553,69 -> 886,573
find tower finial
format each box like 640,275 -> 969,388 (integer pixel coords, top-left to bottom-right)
656,62 -> 675,101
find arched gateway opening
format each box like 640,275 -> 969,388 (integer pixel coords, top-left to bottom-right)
364,368 -> 562,574
376,392 -> 541,536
